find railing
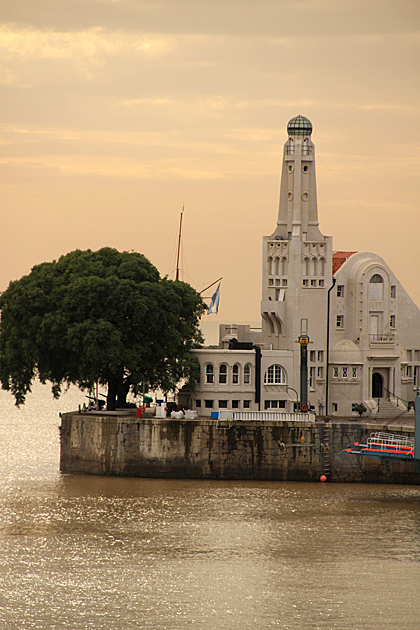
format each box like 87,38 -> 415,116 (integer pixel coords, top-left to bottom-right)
218,410 -> 315,422
383,388 -> 411,411
369,333 -> 394,342
367,432 -> 414,452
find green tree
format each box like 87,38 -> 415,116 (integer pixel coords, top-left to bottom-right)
0,248 -> 206,410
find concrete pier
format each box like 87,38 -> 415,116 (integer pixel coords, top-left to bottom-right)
60,412 -> 420,484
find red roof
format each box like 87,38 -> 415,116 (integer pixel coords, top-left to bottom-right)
333,251 -> 357,274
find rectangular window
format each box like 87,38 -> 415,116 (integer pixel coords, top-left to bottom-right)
333,367 -> 339,378
204,400 -> 213,408
218,400 -> 228,408
352,367 -> 358,379
332,403 -> 338,412
407,350 -> 412,361
264,400 -> 286,409
351,403 -> 357,412
310,350 -> 316,362
303,279 -> 309,287
232,400 -> 240,409
406,366 -> 412,378
318,279 -> 324,287
309,366 -> 314,388
390,315 -> 396,329
195,399 -> 201,408
317,351 -> 324,362
282,279 -> 288,286
310,279 -> 316,287
391,285 -> 396,299
342,367 -> 348,378
337,285 -> 344,297
415,350 -> 419,362
275,279 -> 280,286
268,278 -> 274,286
414,366 -> 419,386
243,400 -> 251,409
317,366 -> 323,379
336,315 -> 344,328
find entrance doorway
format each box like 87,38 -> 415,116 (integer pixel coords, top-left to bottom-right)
372,372 -> 383,398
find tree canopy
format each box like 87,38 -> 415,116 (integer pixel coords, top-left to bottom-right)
0,248 -> 206,409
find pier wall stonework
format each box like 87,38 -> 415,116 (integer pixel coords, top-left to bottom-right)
60,413 -> 420,484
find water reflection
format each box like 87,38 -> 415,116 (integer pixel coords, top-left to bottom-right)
0,385 -> 420,628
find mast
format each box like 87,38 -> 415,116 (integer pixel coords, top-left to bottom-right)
175,205 -> 184,281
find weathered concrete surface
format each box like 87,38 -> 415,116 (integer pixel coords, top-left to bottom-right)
60,412 -> 420,483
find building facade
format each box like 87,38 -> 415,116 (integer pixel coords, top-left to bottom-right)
186,116 -> 420,417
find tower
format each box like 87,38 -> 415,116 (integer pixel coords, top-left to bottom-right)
261,116 -> 332,395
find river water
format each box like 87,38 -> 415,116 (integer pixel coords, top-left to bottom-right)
0,384 -> 419,629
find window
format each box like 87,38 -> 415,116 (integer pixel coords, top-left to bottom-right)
414,366 -> 419,386
337,285 -> 344,298
264,400 -> 286,409
342,367 -> 348,378
243,400 -> 251,409
311,279 -> 316,287
318,279 -> 324,287
282,279 -> 288,286
310,350 -> 316,362
406,366 -> 412,378
352,367 -> 358,379
264,364 -> 286,385
218,400 -> 228,408
303,279 -> 309,287
407,350 -> 412,361
332,403 -> 338,412
317,351 -> 324,362
232,400 -> 240,409
244,364 -> 251,384
205,364 -> 214,384
390,315 -> 396,328
391,285 -> 396,299
317,366 -> 323,379
415,350 -> 419,362
204,400 -> 213,408
369,274 -> 384,300
232,364 -> 240,384
268,278 -> 274,286
333,367 -> 339,378
309,367 -> 314,388
219,364 -> 228,384
195,399 -> 201,408
336,315 -> 344,328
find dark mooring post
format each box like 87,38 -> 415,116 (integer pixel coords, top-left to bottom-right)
299,319 -> 309,412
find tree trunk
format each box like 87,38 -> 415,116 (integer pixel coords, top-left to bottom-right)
107,379 -> 117,411
117,380 -> 130,408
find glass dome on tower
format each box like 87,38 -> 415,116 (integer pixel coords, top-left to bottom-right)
287,115 -> 312,137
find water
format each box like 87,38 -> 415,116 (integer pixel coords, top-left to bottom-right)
1,385 -> 420,629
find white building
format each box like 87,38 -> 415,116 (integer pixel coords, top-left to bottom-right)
186,116 -> 420,417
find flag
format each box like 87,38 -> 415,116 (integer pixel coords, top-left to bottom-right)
207,283 -> 220,315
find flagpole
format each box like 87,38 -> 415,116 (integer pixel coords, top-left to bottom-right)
175,205 -> 184,281
200,277 -> 223,295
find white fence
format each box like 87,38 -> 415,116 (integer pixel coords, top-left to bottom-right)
218,410 -> 315,423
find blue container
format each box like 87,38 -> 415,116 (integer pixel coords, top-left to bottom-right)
211,412 -> 219,419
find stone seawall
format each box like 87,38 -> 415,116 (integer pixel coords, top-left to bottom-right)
60,412 -> 420,484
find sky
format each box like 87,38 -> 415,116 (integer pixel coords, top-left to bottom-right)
1,0 -> 420,327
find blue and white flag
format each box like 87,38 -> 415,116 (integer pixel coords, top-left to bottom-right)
207,283 -> 220,315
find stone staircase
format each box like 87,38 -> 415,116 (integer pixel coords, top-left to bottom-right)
374,398 -> 413,420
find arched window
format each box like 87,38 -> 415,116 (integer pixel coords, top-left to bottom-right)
233,364 -> 240,384
205,364 -> 214,384
311,257 -> 317,276
244,364 -> 251,384
304,257 -> 309,276
264,364 -> 286,385
219,364 -> 228,384
369,274 -> 384,300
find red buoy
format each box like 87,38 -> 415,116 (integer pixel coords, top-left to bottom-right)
320,475 -> 327,483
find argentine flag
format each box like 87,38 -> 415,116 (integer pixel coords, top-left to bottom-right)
207,283 -> 220,315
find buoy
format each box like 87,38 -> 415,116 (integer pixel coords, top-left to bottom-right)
320,475 -> 327,483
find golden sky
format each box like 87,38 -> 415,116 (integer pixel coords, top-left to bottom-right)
1,0 -> 419,324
